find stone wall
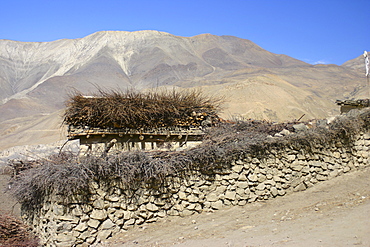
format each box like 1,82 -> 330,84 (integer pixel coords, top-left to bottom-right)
26,133 -> 370,247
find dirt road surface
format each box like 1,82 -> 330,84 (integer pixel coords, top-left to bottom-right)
100,167 -> 370,247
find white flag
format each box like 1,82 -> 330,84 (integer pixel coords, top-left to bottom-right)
364,51 -> 369,77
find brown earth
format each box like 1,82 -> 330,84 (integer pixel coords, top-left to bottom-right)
99,167 -> 370,247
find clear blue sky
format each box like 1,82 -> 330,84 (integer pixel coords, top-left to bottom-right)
1,0 -> 369,65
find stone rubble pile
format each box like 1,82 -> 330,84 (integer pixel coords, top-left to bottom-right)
0,140 -> 79,170
27,133 -> 370,247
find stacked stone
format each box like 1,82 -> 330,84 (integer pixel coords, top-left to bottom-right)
28,133 -> 370,247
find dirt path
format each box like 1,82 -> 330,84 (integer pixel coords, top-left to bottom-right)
101,167 -> 370,247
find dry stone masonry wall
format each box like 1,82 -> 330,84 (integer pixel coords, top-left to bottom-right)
28,133 -> 370,246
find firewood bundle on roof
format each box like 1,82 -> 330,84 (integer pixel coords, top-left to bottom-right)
336,99 -> 370,107
63,89 -> 222,129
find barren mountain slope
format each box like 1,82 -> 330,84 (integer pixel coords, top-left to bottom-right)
194,73 -> 331,120
0,31 -> 308,101
0,31 -> 365,150
342,53 -> 367,72
0,110 -> 66,150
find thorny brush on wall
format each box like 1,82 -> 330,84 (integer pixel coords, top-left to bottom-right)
7,108 -> 370,216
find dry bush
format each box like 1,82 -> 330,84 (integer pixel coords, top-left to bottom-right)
329,110 -> 369,138
9,151 -> 193,214
0,214 -> 39,247
9,108 -> 370,216
7,160 -> 40,178
63,88 -> 223,129
9,156 -> 81,213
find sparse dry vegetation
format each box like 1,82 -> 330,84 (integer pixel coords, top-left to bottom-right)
8,107 -> 370,217
0,214 -> 39,247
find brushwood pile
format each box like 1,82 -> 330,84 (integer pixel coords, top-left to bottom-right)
63,90 -> 222,129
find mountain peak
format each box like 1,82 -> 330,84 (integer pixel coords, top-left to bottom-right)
84,30 -> 174,40
0,30 -> 311,105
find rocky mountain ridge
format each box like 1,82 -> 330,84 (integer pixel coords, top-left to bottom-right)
0,31 -> 309,102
